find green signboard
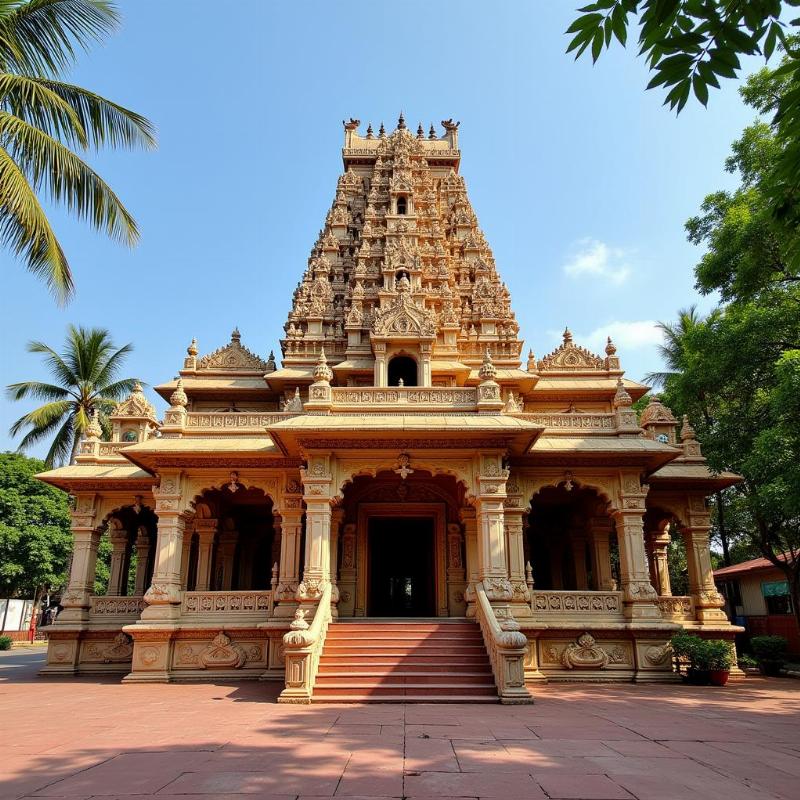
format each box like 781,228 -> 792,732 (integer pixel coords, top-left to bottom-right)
762,580 -> 789,597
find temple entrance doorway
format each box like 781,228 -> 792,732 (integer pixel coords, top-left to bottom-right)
367,516 -> 435,616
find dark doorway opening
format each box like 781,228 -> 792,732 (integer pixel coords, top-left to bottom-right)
388,355 -> 417,386
368,516 -> 435,616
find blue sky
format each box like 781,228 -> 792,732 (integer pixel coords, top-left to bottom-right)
0,1 -> 765,458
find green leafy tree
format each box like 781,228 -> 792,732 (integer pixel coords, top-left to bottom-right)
1,0 -> 156,301
7,324 -> 138,467
0,452 -> 71,612
566,3 -> 800,268
649,59 -> 800,629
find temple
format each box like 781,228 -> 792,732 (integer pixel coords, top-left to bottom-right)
37,116 -> 740,702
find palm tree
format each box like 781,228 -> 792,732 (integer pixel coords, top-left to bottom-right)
7,325 -> 139,466
0,0 -> 156,302
644,305 -> 703,387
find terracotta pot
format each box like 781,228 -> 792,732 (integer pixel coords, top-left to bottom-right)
709,669 -> 730,686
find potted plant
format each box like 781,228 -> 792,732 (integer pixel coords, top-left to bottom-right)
670,632 -> 709,684
751,635 -> 788,677
704,639 -> 734,686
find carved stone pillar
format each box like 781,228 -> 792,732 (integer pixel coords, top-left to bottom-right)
133,525 -> 151,596
612,479 -> 660,621
570,527 -> 589,590
476,454 -> 513,608
59,494 -> 101,623
446,522 -> 467,616
107,523 -> 129,597
461,507 -> 478,617
588,517 -> 615,591
271,513 -> 282,578
141,473 -> 188,621
682,508 -> 727,623
420,342 -> 432,387
650,528 -> 672,597
338,522 -> 357,617
275,507 -> 303,617
329,507 -> 344,618
179,528 -> 193,590
194,519 -> 217,592
217,521 -> 238,591
504,493 -> 530,618
373,342 -> 387,387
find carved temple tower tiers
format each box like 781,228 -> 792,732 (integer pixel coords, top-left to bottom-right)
36,116 -> 741,701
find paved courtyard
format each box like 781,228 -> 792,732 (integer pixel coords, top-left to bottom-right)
1,649 -> 799,800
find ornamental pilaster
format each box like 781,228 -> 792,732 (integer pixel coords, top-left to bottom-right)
296,455 -> 333,610
141,473 -> 189,621
649,528 -> 672,597
106,523 -> 130,597
504,479 -> 531,618
194,518 -> 217,591
132,525 -> 151,596
682,496 -> 727,622
461,507 -> 478,617
613,475 -> 660,621
588,516 -> 615,591
275,507 -> 303,617
59,493 -> 101,623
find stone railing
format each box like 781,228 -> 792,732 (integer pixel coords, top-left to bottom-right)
474,582 -> 532,704
525,413 -> 616,431
278,582 -> 333,704
89,595 -> 146,617
97,442 -> 131,457
657,595 -> 694,621
181,590 -> 274,616
530,591 -> 625,619
330,386 -> 477,410
185,412 -> 298,433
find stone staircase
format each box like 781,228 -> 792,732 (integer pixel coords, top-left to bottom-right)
312,619 -> 498,703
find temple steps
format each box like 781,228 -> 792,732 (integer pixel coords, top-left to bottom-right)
313,619 -> 497,703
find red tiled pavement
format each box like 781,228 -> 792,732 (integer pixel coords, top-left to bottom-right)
1,649 -> 799,800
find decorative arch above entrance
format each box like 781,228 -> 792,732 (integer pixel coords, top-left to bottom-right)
387,354 -> 418,386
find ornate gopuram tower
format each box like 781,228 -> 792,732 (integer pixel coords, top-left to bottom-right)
37,116 -> 740,702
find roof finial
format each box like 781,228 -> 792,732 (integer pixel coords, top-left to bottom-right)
605,336 -> 616,356
563,327 -> 573,344
428,123 -> 436,139
231,327 -> 241,343
170,378 -> 188,409
85,408 -> 102,440
479,347 -> 497,382
378,121 -> 386,137
314,346 -> 333,383
416,123 -> 424,139
613,377 -> 632,408
680,414 -> 697,442
527,349 -> 537,372
397,111 -> 406,129
366,123 -> 373,139
187,337 -> 198,357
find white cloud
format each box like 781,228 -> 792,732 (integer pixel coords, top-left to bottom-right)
562,238 -> 632,285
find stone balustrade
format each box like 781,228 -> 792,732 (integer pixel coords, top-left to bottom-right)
184,412 -> 298,433
530,591 -> 624,618
525,413 -> 616,431
89,595 -> 147,617
657,595 -> 694,621
181,590 -> 274,616
330,386 -> 477,410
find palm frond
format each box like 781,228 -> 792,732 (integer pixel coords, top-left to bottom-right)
94,376 -> 137,401
91,341 -> 132,387
0,0 -> 118,77
643,371 -> 675,387
0,143 -> 72,299
5,378 -> 70,401
10,396 -> 70,439
44,415 -> 76,467
27,337 -> 77,386
0,110 -> 139,245
40,77 -> 155,149
0,72 -> 87,146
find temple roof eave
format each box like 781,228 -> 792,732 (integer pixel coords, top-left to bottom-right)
647,462 -> 743,492
529,376 -> 649,402
267,413 -> 543,457
155,377 -> 272,402
36,464 -> 156,493
521,435 -> 680,471
119,436 -> 292,472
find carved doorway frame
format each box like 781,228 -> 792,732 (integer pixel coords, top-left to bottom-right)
355,502 -> 448,617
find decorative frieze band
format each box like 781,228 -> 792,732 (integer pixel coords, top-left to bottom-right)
531,591 -> 623,615
186,412 -> 297,430
181,591 -> 273,615
89,596 -> 147,616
